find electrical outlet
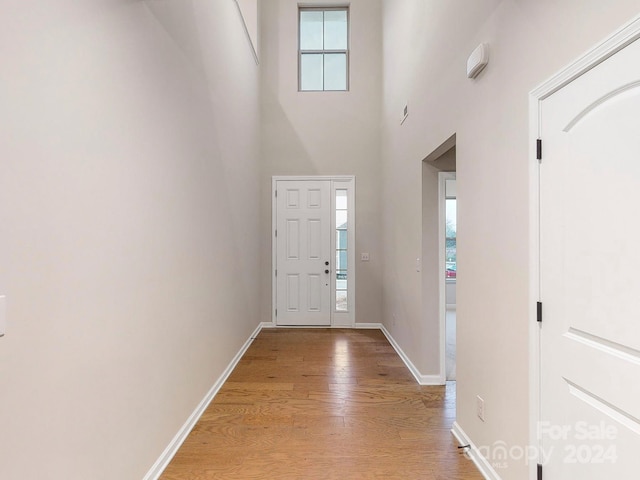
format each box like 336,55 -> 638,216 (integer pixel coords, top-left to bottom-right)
476,395 -> 485,422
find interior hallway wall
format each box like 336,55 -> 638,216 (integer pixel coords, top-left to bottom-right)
259,0 -> 384,325
0,1 -> 261,478
380,1 -> 640,479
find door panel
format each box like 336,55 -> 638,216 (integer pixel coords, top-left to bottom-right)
286,275 -> 299,311
276,180 -> 331,325
307,188 -> 321,207
308,220 -> 321,259
286,220 -> 300,259
539,37 -> 640,478
308,274 -> 321,311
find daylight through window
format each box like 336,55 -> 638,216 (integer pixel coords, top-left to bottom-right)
445,180 -> 457,280
336,189 -> 348,311
299,7 -> 349,91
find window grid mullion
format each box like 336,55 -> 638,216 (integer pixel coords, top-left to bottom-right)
300,50 -> 348,54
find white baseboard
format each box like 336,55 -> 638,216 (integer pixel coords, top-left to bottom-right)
379,324 -> 446,386
451,422 -> 502,480
143,322 -> 264,480
353,322 -> 383,329
144,321 -> 447,479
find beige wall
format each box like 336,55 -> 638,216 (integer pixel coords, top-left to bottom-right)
259,0 -> 383,325
381,1 -> 640,479
4,2 -> 640,479
0,1 -> 261,479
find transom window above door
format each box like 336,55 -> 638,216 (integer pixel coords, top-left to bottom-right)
298,7 -> 349,91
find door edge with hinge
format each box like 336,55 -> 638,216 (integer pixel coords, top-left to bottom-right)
528,14 -> 640,480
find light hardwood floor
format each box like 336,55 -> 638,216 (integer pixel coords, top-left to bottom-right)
160,328 -> 483,479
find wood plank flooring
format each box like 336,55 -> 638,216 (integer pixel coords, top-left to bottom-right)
160,328 -> 483,480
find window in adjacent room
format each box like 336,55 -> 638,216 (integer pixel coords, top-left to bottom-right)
445,180 -> 457,280
299,7 -> 349,91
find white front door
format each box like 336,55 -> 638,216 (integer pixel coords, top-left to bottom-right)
539,35 -> 640,478
275,180 -> 331,326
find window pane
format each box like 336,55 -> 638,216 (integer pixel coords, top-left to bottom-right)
300,54 -> 323,91
336,290 -> 348,311
324,53 -> 347,91
300,11 -> 323,50
446,260 -> 457,279
324,10 -> 347,50
336,270 -> 347,283
336,251 -> 347,270
446,239 -> 456,262
445,199 -> 457,237
335,184 -> 349,312
445,196 -> 457,279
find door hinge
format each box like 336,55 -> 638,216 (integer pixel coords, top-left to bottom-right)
275,269 -> 277,277
537,301 -> 543,323
275,308 -> 277,316
536,138 -> 542,161
275,190 -> 277,197
537,463 -> 543,480
275,229 -> 277,237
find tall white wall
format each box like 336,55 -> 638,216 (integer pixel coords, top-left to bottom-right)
381,1 -> 640,479
259,0 -> 383,325
0,1 -> 261,479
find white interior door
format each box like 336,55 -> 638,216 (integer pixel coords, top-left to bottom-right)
275,180 -> 331,326
539,36 -> 640,478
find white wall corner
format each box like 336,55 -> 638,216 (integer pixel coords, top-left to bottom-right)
233,0 -> 259,64
379,324 -> 446,386
451,422 -> 503,480
142,322 -> 264,480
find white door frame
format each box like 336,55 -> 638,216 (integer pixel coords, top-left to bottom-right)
439,171 -> 456,382
272,175 -> 356,327
528,14 -> 640,479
